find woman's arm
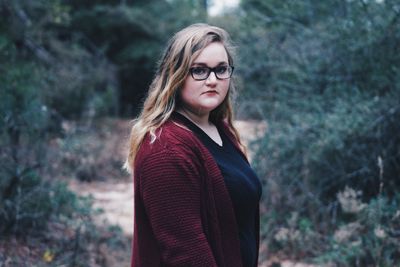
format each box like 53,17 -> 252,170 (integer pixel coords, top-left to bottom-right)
137,147 -> 218,267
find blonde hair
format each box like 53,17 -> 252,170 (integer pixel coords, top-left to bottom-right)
124,23 -> 245,173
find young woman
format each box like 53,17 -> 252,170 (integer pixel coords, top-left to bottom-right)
125,23 -> 262,267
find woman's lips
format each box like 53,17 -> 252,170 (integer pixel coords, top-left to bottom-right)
202,90 -> 218,95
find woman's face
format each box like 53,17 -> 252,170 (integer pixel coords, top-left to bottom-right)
179,42 -> 230,117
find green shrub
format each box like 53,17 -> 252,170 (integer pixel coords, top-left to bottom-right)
315,191 -> 400,266
0,42 -> 91,236
236,0 -> 400,265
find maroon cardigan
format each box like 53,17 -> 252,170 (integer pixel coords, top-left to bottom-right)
131,115 -> 260,267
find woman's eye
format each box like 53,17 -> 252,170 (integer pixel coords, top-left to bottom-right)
216,66 -> 228,74
192,67 -> 207,75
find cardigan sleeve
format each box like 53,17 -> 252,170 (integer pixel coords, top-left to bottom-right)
137,146 -> 218,267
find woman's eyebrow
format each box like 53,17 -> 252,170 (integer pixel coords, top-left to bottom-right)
192,61 -> 228,66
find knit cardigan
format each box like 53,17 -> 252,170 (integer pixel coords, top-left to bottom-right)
131,114 -> 260,267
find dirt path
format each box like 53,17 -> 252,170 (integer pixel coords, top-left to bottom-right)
69,179 -> 134,236
67,119 -> 133,236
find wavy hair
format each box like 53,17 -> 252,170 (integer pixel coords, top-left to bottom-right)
124,23 -> 245,173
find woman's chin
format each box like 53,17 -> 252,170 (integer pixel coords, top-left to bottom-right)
200,99 -> 223,110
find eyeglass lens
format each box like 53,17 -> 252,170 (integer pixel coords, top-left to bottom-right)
190,66 -> 234,80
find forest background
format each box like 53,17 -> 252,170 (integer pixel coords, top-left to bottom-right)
1,0 -> 399,266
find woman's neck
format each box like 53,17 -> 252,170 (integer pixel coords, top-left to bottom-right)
176,108 -> 222,146
176,108 -> 211,128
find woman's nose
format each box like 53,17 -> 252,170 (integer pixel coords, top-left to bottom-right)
206,71 -> 218,84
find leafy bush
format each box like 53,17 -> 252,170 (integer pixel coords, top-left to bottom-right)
0,2 -> 120,235
0,32 -> 92,236
1,0 -> 119,121
233,0 -> 400,265
68,0 -> 208,116
316,190 -> 400,266
0,39 -> 125,267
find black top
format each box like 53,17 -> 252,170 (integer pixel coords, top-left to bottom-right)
174,113 -> 262,267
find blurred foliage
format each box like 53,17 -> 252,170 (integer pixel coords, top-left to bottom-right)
66,0 -> 207,115
0,0 -> 207,266
1,0 -> 118,120
316,190 -> 400,266
0,29 -> 89,237
2,0 -> 400,265
229,0 -> 400,265
0,2 -> 124,266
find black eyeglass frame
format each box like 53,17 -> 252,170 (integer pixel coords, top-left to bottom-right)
189,66 -> 235,81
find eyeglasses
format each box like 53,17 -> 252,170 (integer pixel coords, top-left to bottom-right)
189,65 -> 234,81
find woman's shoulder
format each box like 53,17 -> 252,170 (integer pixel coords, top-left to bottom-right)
136,119 -> 203,164
158,119 -> 202,150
